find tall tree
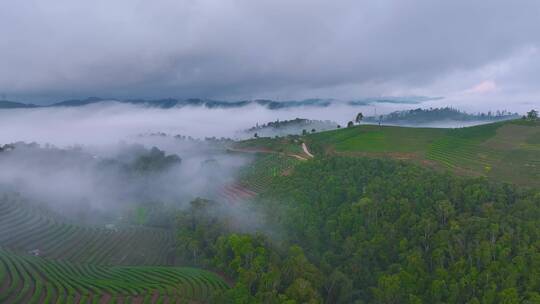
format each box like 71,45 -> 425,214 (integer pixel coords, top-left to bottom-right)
355,112 -> 364,124
527,109 -> 538,120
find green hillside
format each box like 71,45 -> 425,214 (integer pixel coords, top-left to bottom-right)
301,120 -> 539,186
308,124 -> 446,154
234,119 -> 540,187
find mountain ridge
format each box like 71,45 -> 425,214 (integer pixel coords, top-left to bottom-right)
0,96 -> 442,110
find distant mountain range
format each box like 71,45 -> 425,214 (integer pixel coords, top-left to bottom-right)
0,96 -> 443,110
0,100 -> 39,109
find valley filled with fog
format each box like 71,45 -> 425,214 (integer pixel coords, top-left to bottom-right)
0,101 -> 394,145
1,99 -> 521,146
0,100 -> 526,220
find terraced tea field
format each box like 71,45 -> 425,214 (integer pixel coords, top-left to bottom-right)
0,248 -> 227,303
219,184 -> 257,205
0,197 -> 229,302
238,154 -> 301,193
0,198 -> 174,266
215,153 -> 301,206
426,122 -> 503,174
306,124 -> 445,155
426,136 -> 501,173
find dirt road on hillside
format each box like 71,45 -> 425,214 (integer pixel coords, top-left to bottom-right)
302,143 -> 314,158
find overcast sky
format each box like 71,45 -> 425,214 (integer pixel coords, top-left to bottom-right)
1,0 -> 539,109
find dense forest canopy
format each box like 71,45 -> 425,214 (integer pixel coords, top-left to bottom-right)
175,156 -> 540,303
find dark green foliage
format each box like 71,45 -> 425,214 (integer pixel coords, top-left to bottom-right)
176,198 -> 225,266
211,235 -> 324,303
255,157 -> 540,303
182,156 -> 540,302
527,109 -> 538,120
355,112 -> 364,124
129,147 -> 181,173
176,198 -> 325,303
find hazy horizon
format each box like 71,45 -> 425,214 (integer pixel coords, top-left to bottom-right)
1,0 -> 539,112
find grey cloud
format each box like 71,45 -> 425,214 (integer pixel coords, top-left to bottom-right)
1,0 -> 539,103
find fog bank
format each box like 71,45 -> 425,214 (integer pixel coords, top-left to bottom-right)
0,101 -> 484,148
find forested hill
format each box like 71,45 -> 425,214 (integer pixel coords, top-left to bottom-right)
243,118 -> 337,137
177,156 -> 540,303
365,107 -> 519,124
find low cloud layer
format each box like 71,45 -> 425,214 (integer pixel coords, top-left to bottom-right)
0,95 -> 532,228
0,102 -> 393,146
0,101 -> 532,151
0,102 -> 418,220
1,0 -> 539,108
0,138 -> 250,223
